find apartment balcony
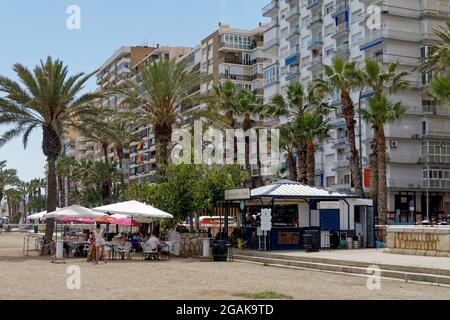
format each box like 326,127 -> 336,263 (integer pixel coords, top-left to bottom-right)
262,0 -> 279,17
307,14 -> 323,30
334,43 -> 350,60
285,0 -> 299,4
307,55 -> 323,70
423,105 -> 450,116
424,118 -> 450,137
219,42 -> 256,52
286,7 -> 300,22
266,17 -> 279,31
220,57 -> 258,66
307,37 -> 323,50
332,159 -> 350,171
283,65 -> 300,81
386,154 -> 422,164
331,1 -> 349,18
284,47 -> 300,66
387,179 -> 423,190
331,183 -> 351,191
331,136 -> 349,149
420,7 -> 450,19
286,25 -> 301,41
359,29 -> 422,51
371,53 -> 421,67
220,74 -> 254,82
263,37 -> 280,52
331,23 -> 349,39
387,178 -> 450,190
306,0 -> 322,10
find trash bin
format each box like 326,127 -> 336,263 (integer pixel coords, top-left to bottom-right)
202,238 -> 211,257
211,240 -> 227,261
56,239 -> 64,259
303,230 -> 320,252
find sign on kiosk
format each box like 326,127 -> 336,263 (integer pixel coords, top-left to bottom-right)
224,188 -> 251,201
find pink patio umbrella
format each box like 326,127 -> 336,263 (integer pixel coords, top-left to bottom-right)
60,217 -> 94,224
113,218 -> 141,227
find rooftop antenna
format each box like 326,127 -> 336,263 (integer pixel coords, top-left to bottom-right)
142,38 -> 149,47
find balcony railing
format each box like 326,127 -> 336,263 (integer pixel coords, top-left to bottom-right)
358,29 -> 422,48
331,0 -> 349,17
307,0 -> 322,10
307,37 -> 323,49
307,14 -> 323,29
264,37 -> 280,51
308,55 -> 323,68
286,7 -> 300,21
262,1 -> 278,16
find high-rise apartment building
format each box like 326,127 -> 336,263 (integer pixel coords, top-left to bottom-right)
62,45 -> 156,177
262,0 -> 450,221
66,24 -> 268,185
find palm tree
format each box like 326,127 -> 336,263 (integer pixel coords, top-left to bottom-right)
56,156 -> 76,207
359,59 -> 410,219
271,82 -> 331,184
4,188 -> 22,221
279,124 -> 297,181
0,57 -> 108,252
421,23 -> 450,72
0,161 -> 20,207
294,112 -> 330,186
116,58 -> 206,181
313,57 -> 364,196
360,96 -> 405,224
428,75 -> 450,103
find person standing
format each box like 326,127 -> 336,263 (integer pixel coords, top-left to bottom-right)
94,224 -> 108,264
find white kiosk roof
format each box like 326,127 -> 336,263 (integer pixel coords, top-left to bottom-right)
251,180 -> 356,199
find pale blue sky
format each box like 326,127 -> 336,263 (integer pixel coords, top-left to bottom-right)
0,0 -> 268,181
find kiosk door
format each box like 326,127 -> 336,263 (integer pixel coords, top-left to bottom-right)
319,209 -> 340,231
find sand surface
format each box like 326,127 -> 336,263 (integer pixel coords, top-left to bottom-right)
1,232 -> 449,300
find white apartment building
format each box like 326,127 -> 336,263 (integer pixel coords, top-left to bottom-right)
127,23 -> 268,184
262,0 -> 450,221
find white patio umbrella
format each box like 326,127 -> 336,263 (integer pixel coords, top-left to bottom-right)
27,209 -> 55,221
45,205 -> 107,220
93,200 -> 173,219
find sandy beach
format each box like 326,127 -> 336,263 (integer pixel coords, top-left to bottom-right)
1,232 -> 449,300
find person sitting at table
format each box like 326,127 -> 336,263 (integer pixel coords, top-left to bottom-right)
143,234 -> 161,260
117,234 -> 127,260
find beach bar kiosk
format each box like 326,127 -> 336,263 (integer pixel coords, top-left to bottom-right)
234,180 -> 374,251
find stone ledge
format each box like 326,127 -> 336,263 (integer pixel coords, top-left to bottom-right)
384,248 -> 450,257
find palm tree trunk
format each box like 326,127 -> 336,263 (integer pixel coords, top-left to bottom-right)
295,141 -> 307,184
341,91 -> 363,196
306,140 -> 315,186
369,128 -> 379,223
43,156 -> 57,254
42,126 -> 60,254
243,115 -> 252,184
287,151 -> 297,181
377,126 -> 387,225
154,123 -> 173,182
57,175 -> 64,207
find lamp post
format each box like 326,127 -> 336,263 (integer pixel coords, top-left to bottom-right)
426,139 -> 429,222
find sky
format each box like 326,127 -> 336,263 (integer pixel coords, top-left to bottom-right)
0,0 -> 268,181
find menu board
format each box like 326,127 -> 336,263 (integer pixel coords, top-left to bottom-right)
168,230 -> 181,256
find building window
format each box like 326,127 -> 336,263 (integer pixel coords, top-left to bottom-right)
264,64 -> 279,86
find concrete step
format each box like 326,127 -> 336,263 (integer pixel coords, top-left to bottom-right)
234,250 -> 450,277
233,252 -> 450,286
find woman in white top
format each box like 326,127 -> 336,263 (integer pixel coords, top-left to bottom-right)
94,225 -> 108,264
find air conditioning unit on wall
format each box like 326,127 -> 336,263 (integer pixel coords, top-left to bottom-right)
390,140 -> 399,148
